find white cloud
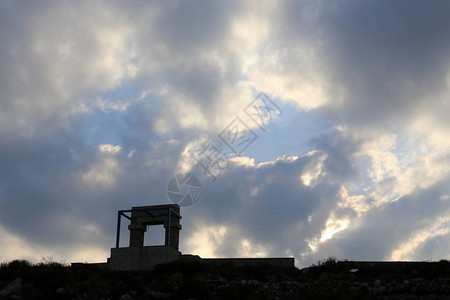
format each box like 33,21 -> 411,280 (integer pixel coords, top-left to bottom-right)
239,239 -> 270,258
98,144 -> 121,154
82,145 -> 122,187
319,214 -> 350,243
391,215 -> 450,261
300,150 -> 327,187
338,186 -> 371,216
0,1 -> 138,134
185,224 -> 227,258
0,226 -> 46,263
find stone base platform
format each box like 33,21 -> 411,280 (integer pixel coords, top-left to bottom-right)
73,248 -> 295,271
107,245 -> 181,271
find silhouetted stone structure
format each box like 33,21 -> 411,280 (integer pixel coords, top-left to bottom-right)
101,204 -> 295,271
108,204 -> 182,271
127,204 -> 181,250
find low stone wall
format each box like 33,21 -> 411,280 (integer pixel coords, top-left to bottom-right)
200,257 -> 295,268
179,254 -> 295,268
336,261 -> 439,270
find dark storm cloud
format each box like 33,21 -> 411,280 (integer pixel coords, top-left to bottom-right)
282,0 -> 450,129
175,0 -> 450,265
178,131 -> 363,263
315,178 -> 450,261
415,233 -> 450,260
0,99 -> 196,251
124,0 -> 245,118
0,0 -> 249,260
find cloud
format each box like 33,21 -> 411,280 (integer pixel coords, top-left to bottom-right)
0,0 -> 449,267
0,0 -> 139,135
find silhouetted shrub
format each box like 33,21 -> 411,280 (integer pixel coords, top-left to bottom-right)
0,259 -> 32,281
311,256 -> 339,272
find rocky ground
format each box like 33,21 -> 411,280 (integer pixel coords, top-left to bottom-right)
0,259 -> 449,299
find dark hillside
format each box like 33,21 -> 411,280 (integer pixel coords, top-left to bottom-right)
1,258 -> 449,299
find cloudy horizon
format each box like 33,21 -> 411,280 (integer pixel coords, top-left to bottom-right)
0,0 -> 449,268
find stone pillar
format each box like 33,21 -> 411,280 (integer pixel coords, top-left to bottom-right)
128,223 -> 146,247
165,222 -> 181,251
168,206 -> 181,251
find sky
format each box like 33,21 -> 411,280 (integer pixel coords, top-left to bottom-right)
0,0 -> 449,268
